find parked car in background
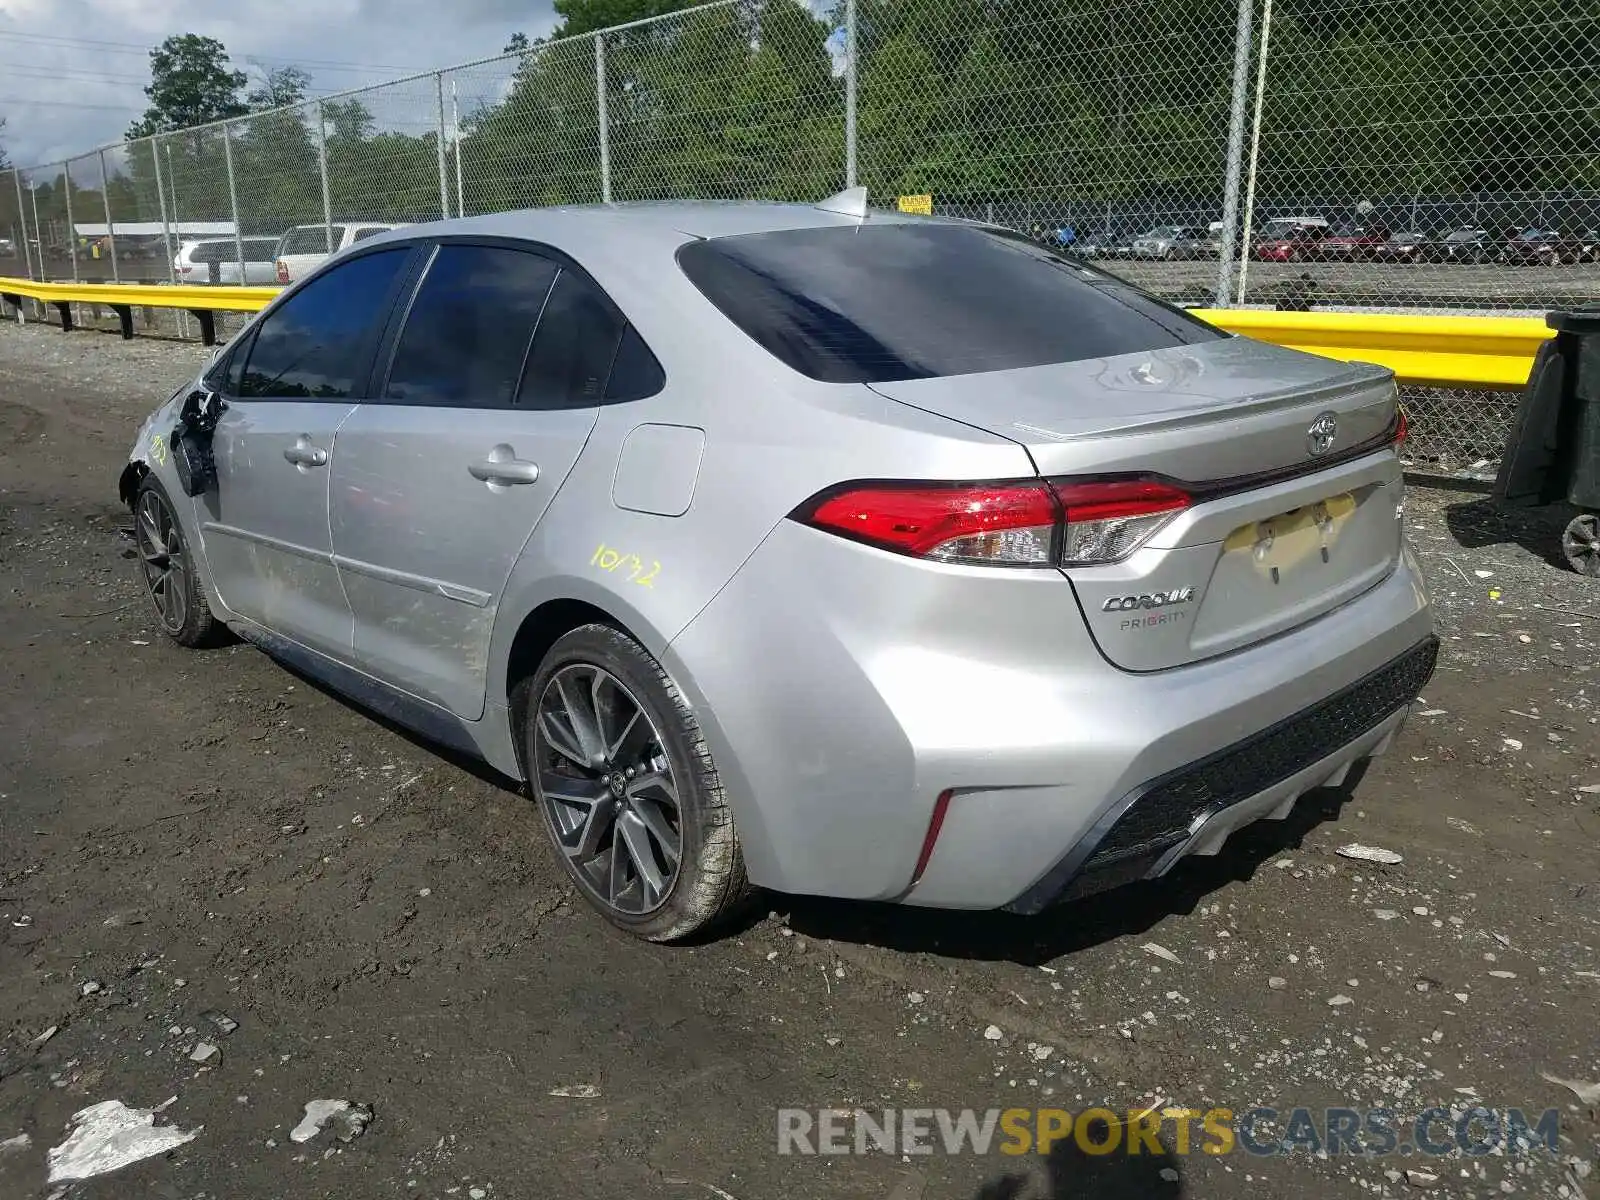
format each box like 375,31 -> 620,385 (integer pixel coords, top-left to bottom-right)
0,236 -> 16,257
1081,235 -> 1138,260
1258,216 -> 1330,240
114,236 -> 168,261
174,237 -> 282,285
1373,231 -> 1429,263
1254,224 -> 1329,262
1500,228 -> 1595,266
1131,225 -> 1210,260
1438,227 -> 1492,263
1316,223 -> 1389,261
274,222 -> 399,284
119,196 -> 1433,940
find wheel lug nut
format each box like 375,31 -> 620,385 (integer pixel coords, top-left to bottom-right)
624,767 -> 635,778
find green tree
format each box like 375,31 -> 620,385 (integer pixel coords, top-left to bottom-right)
246,65 -> 312,111
551,0 -> 703,39
127,35 -> 248,139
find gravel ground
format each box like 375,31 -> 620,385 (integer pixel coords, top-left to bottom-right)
0,321 -> 1596,1200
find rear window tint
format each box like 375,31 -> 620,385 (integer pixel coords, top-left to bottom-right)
279,225 -> 343,256
605,325 -> 666,401
676,224 -> 1221,384
517,269 -> 626,409
384,245 -> 559,409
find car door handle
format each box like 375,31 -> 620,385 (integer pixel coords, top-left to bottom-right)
468,445 -> 540,487
283,436 -> 328,468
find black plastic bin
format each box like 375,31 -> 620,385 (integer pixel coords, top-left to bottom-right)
1492,310 -> 1600,576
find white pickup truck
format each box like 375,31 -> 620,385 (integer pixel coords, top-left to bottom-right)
273,222 -> 399,284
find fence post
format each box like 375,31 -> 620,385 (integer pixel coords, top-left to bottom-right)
844,0 -> 858,190
596,35 -> 612,204
29,174 -> 45,282
13,168 -> 34,280
1235,0 -> 1275,306
64,167 -> 80,283
98,150 -> 120,283
151,140 -> 176,285
434,72 -> 451,220
223,122 -> 245,284
1214,0 -> 1255,307
316,103 -> 334,254
452,78 -> 465,218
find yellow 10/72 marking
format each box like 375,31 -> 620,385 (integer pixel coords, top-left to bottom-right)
592,543 -> 660,588
149,434 -> 168,466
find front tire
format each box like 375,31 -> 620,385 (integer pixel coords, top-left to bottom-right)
134,478 -> 220,648
515,624 -> 751,941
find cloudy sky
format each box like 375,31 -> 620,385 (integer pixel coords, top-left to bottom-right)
0,0 -> 558,167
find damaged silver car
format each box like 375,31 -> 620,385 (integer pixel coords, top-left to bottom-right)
122,193 -> 1435,940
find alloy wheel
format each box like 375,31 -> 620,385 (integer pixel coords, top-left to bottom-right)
135,489 -> 189,635
533,663 -> 683,915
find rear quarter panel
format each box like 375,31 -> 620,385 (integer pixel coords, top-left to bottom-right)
482,308 -> 1036,711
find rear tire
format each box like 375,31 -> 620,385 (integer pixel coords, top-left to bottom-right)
514,624 -> 752,941
133,478 -> 221,648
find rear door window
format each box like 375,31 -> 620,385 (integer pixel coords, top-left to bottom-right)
676,224 -> 1221,384
517,269 -> 627,409
605,325 -> 666,402
238,248 -> 410,399
383,244 -> 559,409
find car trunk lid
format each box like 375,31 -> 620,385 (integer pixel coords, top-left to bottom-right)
869,337 -> 1405,670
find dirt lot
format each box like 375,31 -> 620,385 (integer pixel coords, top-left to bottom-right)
0,321 -> 1596,1200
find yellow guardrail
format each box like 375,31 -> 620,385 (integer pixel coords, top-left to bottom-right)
0,276 -> 1554,388
0,276 -> 279,345
1192,308 -> 1552,390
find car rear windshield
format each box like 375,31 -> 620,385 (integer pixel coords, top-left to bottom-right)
676,224 -> 1221,383
279,225 -> 344,255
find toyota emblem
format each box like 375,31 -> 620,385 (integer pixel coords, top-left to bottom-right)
1306,412 -> 1339,457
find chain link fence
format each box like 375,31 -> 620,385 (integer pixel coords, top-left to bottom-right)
4,0 -> 1599,474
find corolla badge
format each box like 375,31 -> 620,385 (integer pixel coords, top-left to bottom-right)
1306,411 -> 1339,457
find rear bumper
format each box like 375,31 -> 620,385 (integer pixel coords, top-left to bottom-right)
668,519 -> 1435,910
1005,635 -> 1436,912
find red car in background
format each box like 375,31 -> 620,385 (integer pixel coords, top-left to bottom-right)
1316,223 -> 1389,260
1253,225 -> 1329,262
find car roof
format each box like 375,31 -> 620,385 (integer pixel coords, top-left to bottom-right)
356,200 -> 957,253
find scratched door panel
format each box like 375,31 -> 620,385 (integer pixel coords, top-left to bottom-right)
327,244 -> 618,720
329,404 -> 597,719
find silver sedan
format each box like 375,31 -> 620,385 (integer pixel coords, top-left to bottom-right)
122,192 -> 1435,940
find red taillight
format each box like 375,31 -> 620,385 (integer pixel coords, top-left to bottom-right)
1393,406 -> 1409,448
275,260 -> 289,285
796,478 -> 1190,566
801,481 -> 1059,565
